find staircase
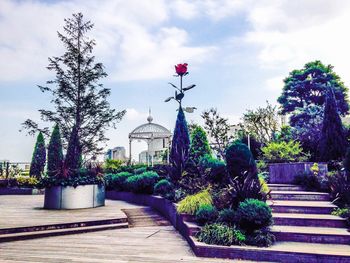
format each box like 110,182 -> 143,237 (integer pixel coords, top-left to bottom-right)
268,184 -> 350,245
122,207 -> 171,228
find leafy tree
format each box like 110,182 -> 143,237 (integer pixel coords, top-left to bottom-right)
22,13 -> 125,157
202,108 -> 233,159
29,132 -> 46,179
189,126 -> 212,164
47,124 -> 63,177
241,101 -> 279,144
278,60 -> 349,117
318,88 -> 347,161
238,134 -> 262,159
261,141 -> 308,163
170,107 -> 190,181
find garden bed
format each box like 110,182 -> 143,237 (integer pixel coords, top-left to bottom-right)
0,187 -> 43,195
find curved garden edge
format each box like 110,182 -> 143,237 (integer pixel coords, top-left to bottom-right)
106,191 -> 350,263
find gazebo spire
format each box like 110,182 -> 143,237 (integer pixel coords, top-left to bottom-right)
147,107 -> 153,123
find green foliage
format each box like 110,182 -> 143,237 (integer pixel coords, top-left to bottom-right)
237,199 -> 273,232
328,171 -> 350,207
125,171 -> 159,194
245,228 -> 276,247
343,147 -> 350,175
154,179 -> 174,200
195,204 -> 218,226
199,155 -> 226,183
256,160 -> 268,173
189,126 -> 212,164
13,176 -> 39,188
39,173 -> 104,188
104,159 -> 124,171
275,125 -> 293,142
170,107 -> 190,181
217,209 -> 237,226
47,124 -> 63,177
332,207 -> 350,218
197,223 -> 246,246
242,101 -> 279,144
294,172 -> 320,191
319,88 -> 347,161
104,172 -> 132,191
258,173 -> 270,195
65,125 -> 82,175
134,167 -> 147,174
261,141 -> 308,163
225,141 -> 256,178
177,189 -> 212,215
29,132 -> 46,179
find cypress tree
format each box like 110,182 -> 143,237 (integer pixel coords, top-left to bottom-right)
65,125 -> 82,176
319,88 -> 347,161
189,125 -> 212,164
47,124 -> 63,177
29,132 -> 46,179
170,107 -> 190,180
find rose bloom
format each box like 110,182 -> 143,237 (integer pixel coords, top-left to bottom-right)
175,63 -> 188,76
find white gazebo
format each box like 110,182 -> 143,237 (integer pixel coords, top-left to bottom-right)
128,112 -> 172,166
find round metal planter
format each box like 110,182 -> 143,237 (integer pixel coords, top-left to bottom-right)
44,184 -> 105,209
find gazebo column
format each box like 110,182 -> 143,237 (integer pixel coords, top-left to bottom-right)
129,139 -> 132,165
147,140 -> 150,167
167,137 -> 170,164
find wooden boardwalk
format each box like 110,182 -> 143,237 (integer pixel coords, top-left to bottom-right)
0,195 -> 140,229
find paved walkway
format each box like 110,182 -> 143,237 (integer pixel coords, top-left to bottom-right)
0,195 -> 139,229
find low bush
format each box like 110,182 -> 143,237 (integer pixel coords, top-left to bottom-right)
332,207 -> 350,218
245,228 -> 276,247
327,171 -> 350,207
237,199 -> 272,231
104,172 -> 132,191
294,171 -> 321,191
258,173 -> 270,195
177,189 -> 212,215
134,167 -> 147,174
261,140 -> 309,163
125,171 -> 159,194
195,204 -> 218,225
197,223 -> 245,246
217,208 -> 237,226
154,179 -> 174,200
199,155 -> 226,183
13,176 -> 39,188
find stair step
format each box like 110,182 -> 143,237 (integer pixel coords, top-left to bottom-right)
268,200 -> 337,214
0,222 -> 128,243
273,213 -> 347,228
183,221 -> 201,236
0,217 -> 127,235
270,191 -> 330,201
268,184 -> 305,191
271,225 -> 350,244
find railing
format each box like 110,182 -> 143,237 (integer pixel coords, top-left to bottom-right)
0,162 -> 31,179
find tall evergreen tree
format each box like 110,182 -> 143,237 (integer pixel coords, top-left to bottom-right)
22,13 -> 125,157
29,132 -> 46,179
47,124 -> 63,177
189,125 -> 211,164
170,107 -> 190,180
65,125 -> 82,175
318,88 -> 347,161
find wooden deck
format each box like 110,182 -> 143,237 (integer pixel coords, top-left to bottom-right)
0,195 -> 140,229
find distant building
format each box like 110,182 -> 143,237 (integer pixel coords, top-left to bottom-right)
105,146 -> 127,161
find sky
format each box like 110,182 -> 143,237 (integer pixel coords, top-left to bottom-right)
1,0 -> 350,162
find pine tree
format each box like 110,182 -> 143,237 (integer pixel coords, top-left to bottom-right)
22,13 -> 125,157
29,132 -> 46,179
47,124 -> 63,177
65,125 -> 82,175
170,107 -> 190,180
189,125 -> 212,164
319,88 -> 347,161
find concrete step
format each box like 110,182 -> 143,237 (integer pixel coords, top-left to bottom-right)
122,207 -> 171,228
267,200 -> 337,214
270,191 -> 330,201
0,222 -> 128,243
273,213 -> 347,228
268,184 -> 305,191
271,225 -> 350,245
0,217 -> 127,235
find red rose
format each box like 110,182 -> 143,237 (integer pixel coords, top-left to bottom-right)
175,63 -> 188,76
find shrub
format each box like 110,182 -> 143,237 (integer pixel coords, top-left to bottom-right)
258,173 -> 270,195
199,155 -> 226,183
29,132 -> 46,179
177,189 -> 212,215
134,167 -> 147,174
125,171 -> 159,194
245,228 -> 276,247
197,223 -> 245,246
294,171 -> 320,191
217,208 -> 237,226
47,124 -> 63,177
15,176 -> 39,188
154,179 -> 174,200
189,126 -> 212,164
237,199 -> 272,231
225,141 -> 256,178
195,204 -> 218,225
261,140 -> 308,163
327,171 -> 350,207
104,172 -> 132,191
103,159 -> 124,171
332,207 -> 350,218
